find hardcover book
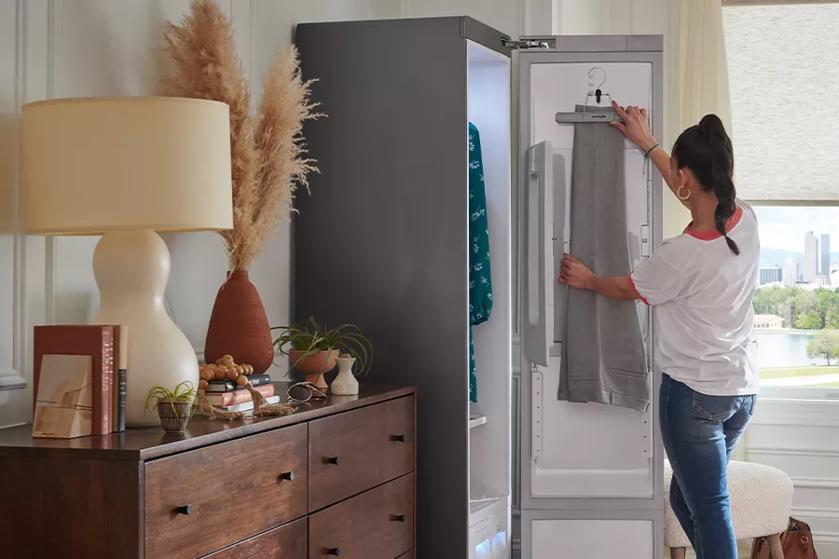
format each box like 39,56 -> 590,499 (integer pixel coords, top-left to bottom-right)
205,373 -> 271,393
219,395 -> 281,413
34,325 -> 115,435
204,384 -> 275,407
32,354 -> 93,439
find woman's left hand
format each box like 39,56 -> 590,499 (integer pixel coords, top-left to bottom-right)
559,254 -> 593,290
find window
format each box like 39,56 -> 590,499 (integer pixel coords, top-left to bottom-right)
724,3 -> 839,397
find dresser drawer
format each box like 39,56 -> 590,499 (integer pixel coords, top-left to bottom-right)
309,473 -> 414,559
203,518 -> 307,559
145,424 -> 308,559
309,396 -> 414,510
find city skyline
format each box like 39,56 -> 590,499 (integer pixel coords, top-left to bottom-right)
759,229 -> 832,287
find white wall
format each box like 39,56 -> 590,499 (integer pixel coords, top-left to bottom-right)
746,397 -> 839,555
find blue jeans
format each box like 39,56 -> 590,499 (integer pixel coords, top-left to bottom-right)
660,374 -> 757,559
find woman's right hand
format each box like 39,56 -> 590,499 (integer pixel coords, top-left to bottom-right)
610,101 -> 657,152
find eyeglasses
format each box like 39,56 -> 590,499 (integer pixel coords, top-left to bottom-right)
286,382 -> 327,403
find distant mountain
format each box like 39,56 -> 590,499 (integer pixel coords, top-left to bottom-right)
759,248 -> 839,271
759,248 -> 801,269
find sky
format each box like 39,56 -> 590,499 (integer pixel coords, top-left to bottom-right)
754,206 -> 839,253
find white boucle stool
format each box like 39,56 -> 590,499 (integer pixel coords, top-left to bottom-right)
664,460 -> 794,559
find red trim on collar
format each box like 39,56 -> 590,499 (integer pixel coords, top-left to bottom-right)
627,276 -> 649,305
684,206 -> 744,241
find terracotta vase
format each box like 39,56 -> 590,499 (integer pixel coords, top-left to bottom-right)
204,270 -> 274,374
289,348 -> 339,390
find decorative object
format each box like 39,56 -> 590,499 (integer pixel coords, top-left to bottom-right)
32,355 -> 93,439
203,271 -> 274,373
198,353 -> 255,391
288,349 -> 339,390
33,325 -> 116,435
331,354 -> 359,396
273,318 -> 373,390
163,1 -> 323,372
195,353 -> 294,421
21,97 -> 233,427
145,381 -> 196,433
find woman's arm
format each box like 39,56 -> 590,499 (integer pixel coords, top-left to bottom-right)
559,254 -> 641,301
610,101 -> 688,209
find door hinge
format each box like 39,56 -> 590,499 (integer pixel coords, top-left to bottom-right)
531,365 -> 544,459
503,38 -> 554,50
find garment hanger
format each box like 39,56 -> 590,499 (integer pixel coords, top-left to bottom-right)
555,66 -> 619,124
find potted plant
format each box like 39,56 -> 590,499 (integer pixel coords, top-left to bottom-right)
272,317 -> 372,390
145,381 -> 197,432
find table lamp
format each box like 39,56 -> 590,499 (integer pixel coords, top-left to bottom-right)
21,97 -> 233,427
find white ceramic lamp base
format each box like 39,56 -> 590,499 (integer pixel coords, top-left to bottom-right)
93,229 -> 198,427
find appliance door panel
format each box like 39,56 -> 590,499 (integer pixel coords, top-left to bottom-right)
523,58 -> 654,500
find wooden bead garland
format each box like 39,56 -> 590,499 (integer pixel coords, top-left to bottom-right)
197,354 -> 294,421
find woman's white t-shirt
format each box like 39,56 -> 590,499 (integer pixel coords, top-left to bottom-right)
630,201 -> 760,396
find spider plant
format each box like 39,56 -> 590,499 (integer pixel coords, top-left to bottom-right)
271,317 -> 373,376
144,381 -> 197,419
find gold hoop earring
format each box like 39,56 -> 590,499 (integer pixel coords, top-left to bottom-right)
677,185 -> 691,201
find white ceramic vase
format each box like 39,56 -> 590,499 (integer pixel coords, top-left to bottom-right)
331,356 -> 359,396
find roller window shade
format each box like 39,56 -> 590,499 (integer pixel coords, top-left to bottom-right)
724,3 -> 839,203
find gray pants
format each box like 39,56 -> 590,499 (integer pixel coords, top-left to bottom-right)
559,109 -> 649,411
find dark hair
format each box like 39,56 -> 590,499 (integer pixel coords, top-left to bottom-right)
672,114 -> 740,255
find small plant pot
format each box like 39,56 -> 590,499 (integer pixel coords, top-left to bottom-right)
156,400 -> 193,432
289,349 -> 339,390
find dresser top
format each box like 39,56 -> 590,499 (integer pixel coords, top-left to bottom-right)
0,383 -> 415,461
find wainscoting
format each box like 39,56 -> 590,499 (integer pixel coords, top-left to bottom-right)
745,396 -> 839,557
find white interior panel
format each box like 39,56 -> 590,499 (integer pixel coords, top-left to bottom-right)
466,39 -> 512,519
528,62 -> 654,498
532,519 -> 654,559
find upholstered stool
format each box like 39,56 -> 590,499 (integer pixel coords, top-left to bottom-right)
664,460 -> 794,558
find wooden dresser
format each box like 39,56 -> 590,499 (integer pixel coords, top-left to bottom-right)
0,384 -> 416,559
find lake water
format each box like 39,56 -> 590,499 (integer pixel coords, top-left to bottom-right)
754,330 -> 827,368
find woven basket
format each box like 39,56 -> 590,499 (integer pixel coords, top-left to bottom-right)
156,400 -> 193,432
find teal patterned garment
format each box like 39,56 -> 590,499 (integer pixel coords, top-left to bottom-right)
468,122 -> 493,403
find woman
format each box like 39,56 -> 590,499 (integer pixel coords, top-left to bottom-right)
560,101 -> 760,559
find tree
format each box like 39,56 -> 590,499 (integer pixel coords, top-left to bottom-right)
796,310 -> 823,330
807,330 -> 839,366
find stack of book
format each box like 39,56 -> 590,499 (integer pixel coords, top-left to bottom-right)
32,325 -> 128,439
204,373 -> 279,413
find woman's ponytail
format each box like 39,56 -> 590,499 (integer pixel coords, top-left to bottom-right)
673,114 -> 740,255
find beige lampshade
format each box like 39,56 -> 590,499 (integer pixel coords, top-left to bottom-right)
21,96 -> 233,234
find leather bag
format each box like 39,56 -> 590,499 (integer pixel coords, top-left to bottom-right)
751,517 -> 818,559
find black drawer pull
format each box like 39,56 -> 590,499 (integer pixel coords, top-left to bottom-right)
279,471 -> 295,481
324,456 -> 341,465
391,513 -> 406,522
325,547 -> 341,556
390,434 -> 406,443
174,504 -> 193,516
